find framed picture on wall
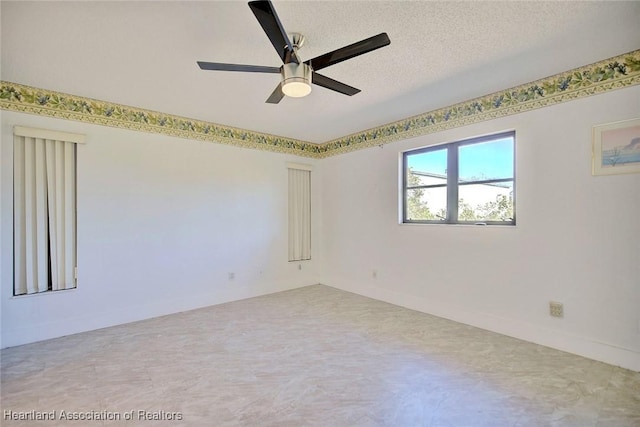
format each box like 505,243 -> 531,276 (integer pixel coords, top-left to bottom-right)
592,118 -> 640,176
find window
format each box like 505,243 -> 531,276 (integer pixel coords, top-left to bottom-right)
402,131 -> 515,225
13,126 -> 84,296
287,163 -> 311,261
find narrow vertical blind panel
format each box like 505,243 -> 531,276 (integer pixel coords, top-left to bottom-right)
288,167 -> 311,262
45,140 -> 76,290
14,134 -> 77,295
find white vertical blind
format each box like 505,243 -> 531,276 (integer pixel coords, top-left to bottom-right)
45,140 -> 76,290
14,137 -> 50,294
14,127 -> 80,295
288,166 -> 311,262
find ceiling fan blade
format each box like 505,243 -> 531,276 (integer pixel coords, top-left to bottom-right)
266,83 -> 285,104
305,33 -> 390,71
197,61 -> 280,73
312,72 -> 361,96
248,0 -> 298,64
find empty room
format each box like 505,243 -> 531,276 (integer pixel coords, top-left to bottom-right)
1,1 -> 639,426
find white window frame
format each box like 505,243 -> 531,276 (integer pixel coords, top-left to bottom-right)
402,131 -> 516,226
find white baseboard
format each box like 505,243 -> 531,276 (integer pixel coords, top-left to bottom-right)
0,281 -> 308,349
323,279 -> 640,372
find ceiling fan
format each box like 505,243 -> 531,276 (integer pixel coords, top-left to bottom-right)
197,0 -> 390,104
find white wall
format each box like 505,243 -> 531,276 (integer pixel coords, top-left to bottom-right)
1,112 -> 322,348
320,86 -> 640,371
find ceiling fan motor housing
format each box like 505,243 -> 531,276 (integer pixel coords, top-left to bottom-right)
282,63 -> 312,97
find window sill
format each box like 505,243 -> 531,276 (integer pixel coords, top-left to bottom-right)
399,222 -> 517,228
10,287 -> 77,300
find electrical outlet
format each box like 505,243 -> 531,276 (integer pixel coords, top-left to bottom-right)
549,301 -> 563,318
372,270 -> 378,279
298,264 -> 302,271
228,272 -> 235,280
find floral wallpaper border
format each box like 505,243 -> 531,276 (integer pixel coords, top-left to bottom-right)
0,83 -> 321,158
320,49 -> 640,157
1,49 -> 639,159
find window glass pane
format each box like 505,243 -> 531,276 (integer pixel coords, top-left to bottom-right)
405,187 -> 447,221
459,137 -> 513,183
458,181 -> 513,222
406,149 -> 447,187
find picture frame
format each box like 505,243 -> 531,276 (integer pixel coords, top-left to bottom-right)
592,118 -> 640,176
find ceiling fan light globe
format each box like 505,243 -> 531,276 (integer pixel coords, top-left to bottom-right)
282,80 -> 312,97
282,63 -> 312,98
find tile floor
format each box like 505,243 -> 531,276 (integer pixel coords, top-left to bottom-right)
1,285 -> 639,426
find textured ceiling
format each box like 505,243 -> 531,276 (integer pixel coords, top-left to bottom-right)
2,1 -> 640,144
